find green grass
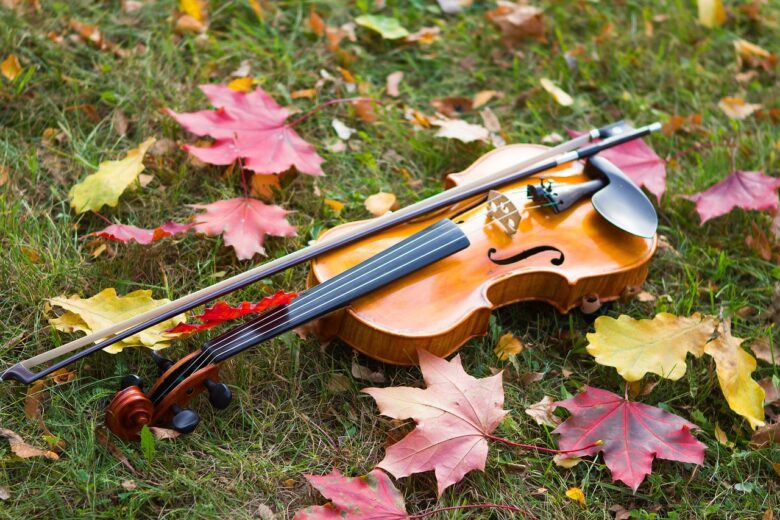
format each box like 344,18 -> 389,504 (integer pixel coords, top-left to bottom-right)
1,0 -> 779,518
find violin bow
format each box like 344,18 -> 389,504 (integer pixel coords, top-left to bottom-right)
2,121 -> 661,385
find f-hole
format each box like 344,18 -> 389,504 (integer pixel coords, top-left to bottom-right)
487,245 -> 565,266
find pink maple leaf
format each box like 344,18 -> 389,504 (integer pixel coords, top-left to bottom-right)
166,84 -> 325,175
683,170 -> 780,224
190,197 -> 296,260
165,290 -> 297,335
294,469 -> 407,520
553,386 -> 705,491
88,221 -> 194,245
568,128 -> 667,202
362,349 -> 508,496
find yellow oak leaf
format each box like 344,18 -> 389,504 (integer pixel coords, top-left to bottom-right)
49,288 -> 185,353
68,138 -> 155,214
704,322 -> 765,430
587,313 -> 717,382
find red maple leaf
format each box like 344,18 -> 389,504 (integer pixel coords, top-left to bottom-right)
363,349 -> 508,496
568,129 -> 667,202
683,170 -> 780,224
88,221 -> 194,244
166,290 -> 297,335
294,469 -> 407,520
553,386 -> 705,491
166,84 -> 325,175
189,197 -> 296,260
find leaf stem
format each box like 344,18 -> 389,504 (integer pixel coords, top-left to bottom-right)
484,434 -> 601,454
286,97 -> 378,128
407,503 -> 535,519
91,211 -> 113,225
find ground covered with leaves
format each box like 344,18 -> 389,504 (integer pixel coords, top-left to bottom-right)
1,0 -> 779,518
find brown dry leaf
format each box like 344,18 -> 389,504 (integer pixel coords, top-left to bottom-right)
149,138 -> 177,157
773,463 -> 780,477
517,371 -> 544,386
0,428 -> 58,460
250,174 -> 280,200
430,96 -> 473,117
24,380 -> 45,422
69,20 -> 105,49
494,332 -> 523,360
540,78 -> 573,106
473,90 -> 502,109
0,165 -> 9,187
750,421 -> 779,448
353,99 -> 377,123
291,88 -> 317,99
697,0 -> 727,28
714,423 -> 735,448
734,39 -> 778,71
405,108 -> 432,128
327,373 -> 351,394
610,504 -> 632,520
751,337 -> 779,365
149,427 -> 181,440
364,192 -> 397,216
112,110 -> 129,137
431,118 -> 489,143
764,509 -> 775,520
309,8 -> 325,36
486,1 -> 545,45
351,361 -> 386,384
1,54 -> 22,81
481,108 -> 505,147
553,454 -> 582,468
745,221 -> 772,260
386,71 -> 403,97
405,26 -> 441,45
719,96 -> 762,120
524,395 -> 561,427
758,378 -> 779,405
96,427 -> 136,473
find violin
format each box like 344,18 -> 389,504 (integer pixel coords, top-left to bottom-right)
2,121 -> 661,440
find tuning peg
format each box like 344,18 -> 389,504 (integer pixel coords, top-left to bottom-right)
120,374 -> 143,391
204,379 -> 232,409
170,404 -> 200,434
150,351 -> 174,374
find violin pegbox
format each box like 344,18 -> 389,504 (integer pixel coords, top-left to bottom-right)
485,190 -> 522,237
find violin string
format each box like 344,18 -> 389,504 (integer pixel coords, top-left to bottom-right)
151,193 -> 565,405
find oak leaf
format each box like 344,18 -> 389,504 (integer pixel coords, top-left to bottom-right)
684,171 -> 780,224
165,290 -> 297,335
567,129 -> 666,201
0,428 -> 59,460
87,221 -> 194,245
167,84 -> 324,175
586,313 -> 717,382
363,349 -> 508,496
704,321 -> 765,429
553,386 -> 705,491
190,197 -> 296,260
49,288 -> 186,353
68,138 -> 155,214
294,469 -> 407,519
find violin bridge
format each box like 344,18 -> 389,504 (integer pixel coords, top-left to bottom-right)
485,190 -> 521,236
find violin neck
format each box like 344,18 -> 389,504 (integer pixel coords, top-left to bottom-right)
202,219 -> 471,363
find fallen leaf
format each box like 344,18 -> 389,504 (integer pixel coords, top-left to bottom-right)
326,373 -> 351,394
473,90 -> 502,109
480,108 -> 505,147
294,469 -> 407,519
774,463 -> 780,476
405,26 -> 441,45
0,428 -> 59,460
353,99 -> 377,123
363,349 -> 508,496
714,423 -> 735,448
486,1 -> 545,45
734,39 -> 778,71
291,88 -> 316,99
697,0 -> 727,27
167,84 -> 324,175
567,129 -> 666,202
69,138 -> 155,214
430,96 -> 473,117
364,192 -> 397,217
250,173 -> 281,200
0,486 -> 9,500
87,221 -> 194,245
355,14 -> 409,40
96,427 -> 135,473
351,361 -> 386,384
750,422 -> 779,448
166,291 -> 296,335
386,71 -> 403,97
180,0 -> 206,21
494,332 -> 523,360
554,386 -> 705,491
227,77 -> 253,93
49,288 -> 186,353
525,395 -> 561,427
704,321 -> 765,429
437,0 -> 472,14
149,427 -> 180,440
1,54 -> 22,81
758,378 -> 779,405
553,454 -> 581,468
684,171 -> 780,224
323,199 -> 345,214
112,109 -> 129,137
332,118 -> 356,140
121,480 -> 137,491
0,165 -> 8,186
539,78 -> 573,106
586,313 -> 717,382
566,487 -> 586,507
610,504 -> 632,520
745,222 -> 773,261
718,96 -> 762,120
190,197 -> 296,259
542,132 -> 564,144
431,118 -> 489,143
517,371 -> 544,387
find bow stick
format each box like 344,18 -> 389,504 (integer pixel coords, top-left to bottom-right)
2,121 -> 661,384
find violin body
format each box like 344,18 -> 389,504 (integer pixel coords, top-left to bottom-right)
309,144 -> 656,365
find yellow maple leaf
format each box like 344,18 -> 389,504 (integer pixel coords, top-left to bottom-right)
49,288 -> 185,353
587,313 -> 717,382
704,322 -> 765,430
68,138 -> 155,214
